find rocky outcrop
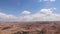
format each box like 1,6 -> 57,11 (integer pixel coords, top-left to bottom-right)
0,21 -> 60,34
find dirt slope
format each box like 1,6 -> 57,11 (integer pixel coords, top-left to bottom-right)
0,21 -> 60,34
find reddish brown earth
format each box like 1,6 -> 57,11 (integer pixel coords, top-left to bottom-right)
0,21 -> 60,34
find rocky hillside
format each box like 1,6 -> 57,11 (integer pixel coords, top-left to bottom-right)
0,21 -> 60,34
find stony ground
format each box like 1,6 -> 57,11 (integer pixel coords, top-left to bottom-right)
0,21 -> 60,34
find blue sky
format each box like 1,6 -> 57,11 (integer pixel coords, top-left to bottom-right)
0,0 -> 60,16
0,0 -> 60,22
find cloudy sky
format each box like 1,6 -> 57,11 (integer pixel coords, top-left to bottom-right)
0,0 -> 60,22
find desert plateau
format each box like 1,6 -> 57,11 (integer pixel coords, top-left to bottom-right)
0,21 -> 60,34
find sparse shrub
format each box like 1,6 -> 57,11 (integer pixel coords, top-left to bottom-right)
13,31 -> 28,34
22,31 -> 28,34
13,31 -> 21,34
37,31 -> 45,34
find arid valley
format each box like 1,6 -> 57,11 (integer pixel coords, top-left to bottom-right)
0,21 -> 60,34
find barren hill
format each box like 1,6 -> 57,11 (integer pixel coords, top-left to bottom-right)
0,21 -> 60,34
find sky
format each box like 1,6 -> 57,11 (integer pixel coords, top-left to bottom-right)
0,0 -> 60,22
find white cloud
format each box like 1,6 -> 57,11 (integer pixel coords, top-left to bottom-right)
19,8 -> 60,21
40,8 -> 52,14
0,13 -> 18,22
53,8 -> 56,10
0,8 -> 60,22
50,0 -> 56,2
21,10 -> 31,15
